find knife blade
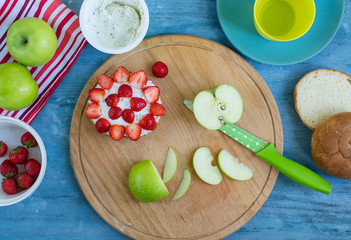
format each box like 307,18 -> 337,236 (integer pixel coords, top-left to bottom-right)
183,100 -> 332,194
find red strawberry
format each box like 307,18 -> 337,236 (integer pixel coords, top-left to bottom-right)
21,132 -> 38,148
9,146 -> 28,164
17,172 -> 35,189
109,125 -> 125,141
95,118 -> 110,133
105,94 -> 120,107
0,141 -> 7,157
89,88 -> 105,103
2,178 -> 17,194
97,74 -> 113,90
85,103 -> 102,119
118,84 -> 133,98
150,103 -> 166,116
108,107 -> 122,120
129,70 -> 147,89
113,66 -> 130,83
139,114 -> 157,130
0,160 -> 18,178
122,109 -> 135,123
130,97 -> 146,112
126,123 -> 141,141
24,159 -> 41,177
142,86 -> 160,104
152,61 -> 168,78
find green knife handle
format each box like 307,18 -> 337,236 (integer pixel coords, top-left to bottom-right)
256,143 -> 332,194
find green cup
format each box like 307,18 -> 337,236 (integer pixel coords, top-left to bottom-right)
254,0 -> 316,41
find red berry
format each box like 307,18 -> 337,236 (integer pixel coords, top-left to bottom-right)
142,86 -> 160,104
122,109 -> 135,123
0,160 -> 18,178
105,94 -> 120,107
17,172 -> 35,189
9,146 -> 28,164
21,132 -> 38,148
152,61 -> 168,78
126,123 -> 141,141
24,159 -> 41,177
2,178 -> 17,194
97,74 -> 113,90
95,118 -> 110,133
130,97 -> 147,112
129,70 -> 147,89
85,103 -> 102,119
150,103 -> 166,116
139,114 -> 157,130
118,84 -> 133,98
89,88 -> 105,103
108,107 -> 122,120
109,125 -> 125,141
0,141 -> 8,157
113,66 -> 130,83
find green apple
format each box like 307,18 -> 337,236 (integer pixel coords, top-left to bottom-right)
128,160 -> 169,202
194,84 -> 243,130
163,147 -> 177,183
193,147 -> 222,185
172,169 -> 191,201
0,63 -> 38,110
218,149 -> 253,181
6,17 -> 57,67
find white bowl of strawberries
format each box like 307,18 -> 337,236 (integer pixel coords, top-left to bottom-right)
0,117 -> 46,206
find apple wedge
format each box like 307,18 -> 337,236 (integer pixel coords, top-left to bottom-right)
172,169 -> 191,201
128,160 -> 169,202
193,84 -> 243,130
193,147 -> 222,185
218,149 -> 253,181
163,147 -> 177,183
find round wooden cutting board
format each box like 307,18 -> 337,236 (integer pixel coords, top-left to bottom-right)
70,35 -> 283,239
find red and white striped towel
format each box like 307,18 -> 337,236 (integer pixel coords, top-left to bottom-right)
0,0 -> 87,124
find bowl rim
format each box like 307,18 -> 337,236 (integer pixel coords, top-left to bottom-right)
0,116 -> 47,207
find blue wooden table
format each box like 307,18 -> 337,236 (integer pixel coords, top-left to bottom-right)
1,0 -> 351,239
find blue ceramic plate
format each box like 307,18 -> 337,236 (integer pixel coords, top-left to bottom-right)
217,0 -> 344,65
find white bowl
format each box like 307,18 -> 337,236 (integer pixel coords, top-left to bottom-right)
79,0 -> 149,54
0,117 -> 47,206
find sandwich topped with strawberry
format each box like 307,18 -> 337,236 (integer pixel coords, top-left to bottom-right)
85,66 -> 166,141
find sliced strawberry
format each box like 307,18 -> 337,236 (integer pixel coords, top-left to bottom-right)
126,123 -> 141,141
95,118 -> 110,133
139,114 -> 157,131
97,74 -> 113,90
113,66 -> 130,83
109,125 -> 125,141
142,86 -> 160,104
89,88 -> 105,103
129,70 -> 147,89
150,103 -> 166,116
105,94 -> 119,107
108,107 -> 122,120
118,84 -> 133,98
130,97 -> 147,112
122,109 -> 135,123
85,103 -> 102,119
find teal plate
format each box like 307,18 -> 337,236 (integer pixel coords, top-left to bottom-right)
217,0 -> 344,65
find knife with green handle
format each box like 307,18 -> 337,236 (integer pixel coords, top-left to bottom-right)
183,100 -> 332,194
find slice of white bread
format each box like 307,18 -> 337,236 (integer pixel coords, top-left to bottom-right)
294,69 -> 351,130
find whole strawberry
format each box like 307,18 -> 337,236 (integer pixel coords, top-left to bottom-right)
17,172 -> 35,189
0,160 -> 18,178
24,159 -> 41,177
0,141 -> 8,157
152,61 -> 168,78
9,146 -> 28,164
2,178 -> 17,194
21,132 -> 38,148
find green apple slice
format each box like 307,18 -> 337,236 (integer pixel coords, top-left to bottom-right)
163,147 -> 177,183
172,169 -> 191,201
218,149 -> 253,181
128,160 -> 169,202
193,147 -> 222,185
194,84 -> 243,130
